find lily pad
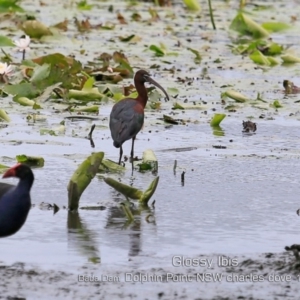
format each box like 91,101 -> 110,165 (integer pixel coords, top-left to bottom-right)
0,35 -> 14,47
3,82 -> 40,98
30,63 -> 51,83
22,20 -> 52,39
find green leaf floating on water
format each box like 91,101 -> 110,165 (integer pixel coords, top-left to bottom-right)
68,88 -> 106,101
72,105 -> 99,113
83,76 -> 95,89
99,159 -> 125,172
265,43 -> 283,56
40,129 -> 56,136
68,152 -> 104,211
0,109 -> 10,122
261,22 -> 291,32
167,87 -> 179,96
34,82 -> 62,103
281,54 -> 300,64
119,34 -> 136,42
0,35 -> 14,47
272,100 -> 283,108
13,96 -> 35,106
230,12 -> 269,38
30,63 -> 51,83
183,0 -> 201,11
173,102 -> 185,110
16,155 -> 45,167
267,56 -> 280,65
248,48 -> 280,66
222,90 -> 249,102
249,50 -> 271,66
104,176 -> 159,204
3,82 -> 40,98
149,45 -> 165,57
22,20 -> 52,39
139,149 -> 158,173
187,47 -> 202,64
77,0 -> 93,10
210,114 -> 226,127
0,0 -> 24,12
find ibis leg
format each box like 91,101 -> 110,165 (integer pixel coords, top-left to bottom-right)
130,137 -> 136,159
118,146 -> 123,165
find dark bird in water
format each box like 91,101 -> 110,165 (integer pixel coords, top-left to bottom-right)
242,120 -> 257,133
0,163 -> 34,237
109,70 -> 169,165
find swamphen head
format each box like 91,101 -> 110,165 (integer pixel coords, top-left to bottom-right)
3,163 -> 34,182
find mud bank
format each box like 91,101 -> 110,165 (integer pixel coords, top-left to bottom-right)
1,251 -> 299,300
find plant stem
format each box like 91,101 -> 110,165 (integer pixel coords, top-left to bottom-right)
240,0 -> 246,9
208,0 -> 216,30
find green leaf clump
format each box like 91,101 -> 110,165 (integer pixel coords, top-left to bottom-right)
230,12 -> 269,38
210,113 -> 226,127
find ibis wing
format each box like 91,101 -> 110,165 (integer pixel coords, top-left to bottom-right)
109,100 -> 144,145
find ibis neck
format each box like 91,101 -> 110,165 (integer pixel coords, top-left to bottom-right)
135,82 -> 148,108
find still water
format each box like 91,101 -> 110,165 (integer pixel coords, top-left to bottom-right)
0,109 -> 299,271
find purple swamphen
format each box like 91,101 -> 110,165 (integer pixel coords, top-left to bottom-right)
0,163 -> 34,238
109,70 -> 169,164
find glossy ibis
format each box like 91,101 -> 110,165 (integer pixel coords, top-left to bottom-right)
0,163 -> 34,238
110,70 -> 169,165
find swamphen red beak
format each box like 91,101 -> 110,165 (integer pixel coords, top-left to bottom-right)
2,163 -> 22,178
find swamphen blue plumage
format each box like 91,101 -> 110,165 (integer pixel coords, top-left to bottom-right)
0,163 -> 34,238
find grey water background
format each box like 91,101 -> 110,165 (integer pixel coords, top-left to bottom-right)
1,107 -> 300,272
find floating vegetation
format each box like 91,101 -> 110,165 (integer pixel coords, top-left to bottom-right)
210,113 -> 226,127
16,155 -> 45,167
68,152 -> 104,211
